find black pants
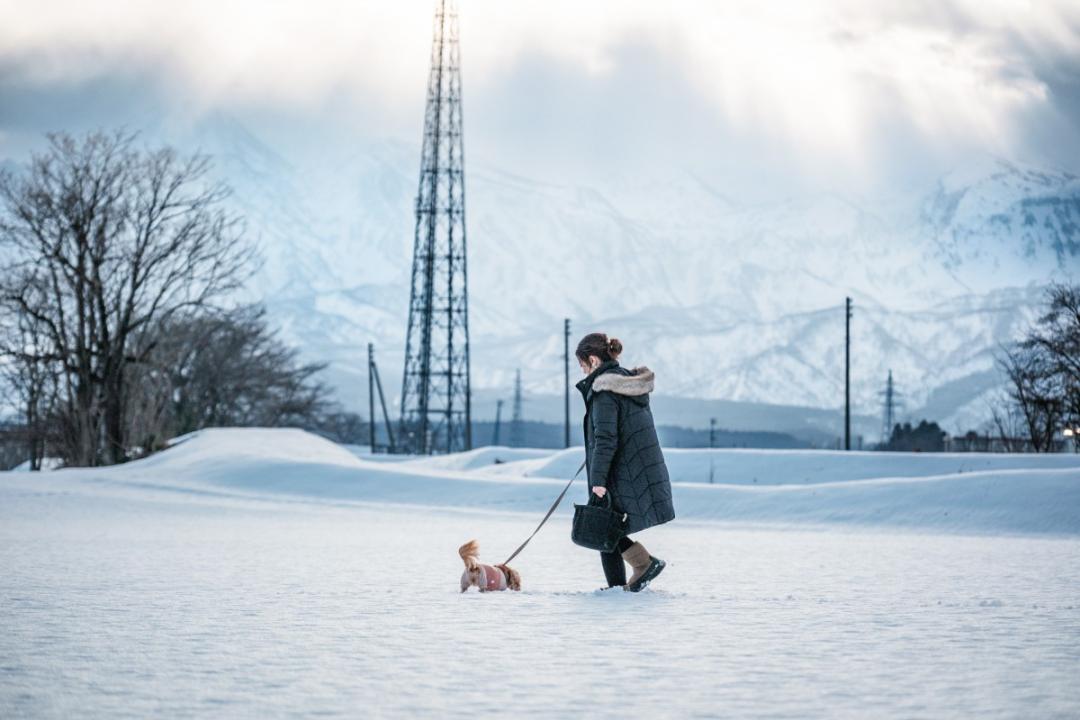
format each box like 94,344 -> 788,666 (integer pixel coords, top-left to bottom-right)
600,535 -> 636,587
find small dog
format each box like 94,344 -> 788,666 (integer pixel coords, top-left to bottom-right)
459,540 -> 522,592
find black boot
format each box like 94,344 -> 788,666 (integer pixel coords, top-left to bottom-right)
623,542 -> 665,592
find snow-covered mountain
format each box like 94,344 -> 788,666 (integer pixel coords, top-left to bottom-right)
924,157 -> 1080,287
159,118 -> 1080,438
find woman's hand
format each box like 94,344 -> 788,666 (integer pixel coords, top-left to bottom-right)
591,486 -> 607,498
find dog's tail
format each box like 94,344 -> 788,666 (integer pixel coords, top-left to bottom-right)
458,539 -> 480,571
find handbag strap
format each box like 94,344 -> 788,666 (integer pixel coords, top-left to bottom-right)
502,459 -> 587,566
587,490 -> 612,508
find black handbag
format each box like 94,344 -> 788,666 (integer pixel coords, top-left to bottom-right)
571,491 -> 628,552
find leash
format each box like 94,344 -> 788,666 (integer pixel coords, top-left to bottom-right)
501,459 -> 587,566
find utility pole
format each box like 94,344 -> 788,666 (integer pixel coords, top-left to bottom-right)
709,417 -> 717,484
564,318 -> 571,448
492,399 -> 504,446
368,345 -> 397,454
845,296 -> 852,451
368,343 -> 376,453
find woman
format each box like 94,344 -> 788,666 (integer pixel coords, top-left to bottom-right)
575,332 -> 675,591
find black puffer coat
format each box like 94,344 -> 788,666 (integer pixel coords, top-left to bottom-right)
576,360 -> 675,534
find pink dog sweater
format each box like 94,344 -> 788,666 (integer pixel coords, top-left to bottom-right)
462,563 -> 507,591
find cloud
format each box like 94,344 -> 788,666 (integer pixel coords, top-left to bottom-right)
1,0 -> 1078,197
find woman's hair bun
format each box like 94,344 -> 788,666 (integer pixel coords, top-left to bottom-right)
607,337 -> 623,357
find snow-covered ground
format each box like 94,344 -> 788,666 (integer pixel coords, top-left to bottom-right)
2,428 -> 1079,718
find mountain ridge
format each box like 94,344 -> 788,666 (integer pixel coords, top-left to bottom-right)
2,117 -> 1074,439
182,117 -> 1074,438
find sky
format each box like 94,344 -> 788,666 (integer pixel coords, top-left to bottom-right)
1,0 -> 1079,201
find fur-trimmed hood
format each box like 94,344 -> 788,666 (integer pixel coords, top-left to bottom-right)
591,366 -> 655,396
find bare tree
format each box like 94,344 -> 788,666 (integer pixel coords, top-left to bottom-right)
0,131 -> 257,466
0,271 -> 63,468
1024,283 -> 1080,438
123,305 -> 335,453
996,342 -> 1063,452
987,391 -> 1028,452
991,283 -> 1080,452
311,410 -> 368,446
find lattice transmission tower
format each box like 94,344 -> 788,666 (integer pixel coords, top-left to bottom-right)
879,370 -> 904,446
399,0 -> 472,454
510,369 -> 524,447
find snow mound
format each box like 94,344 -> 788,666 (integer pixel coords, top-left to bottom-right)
396,446 -> 555,471
124,427 -> 365,483
10,457 -> 63,472
4,428 -> 1079,535
474,447 -> 582,477
522,446 -> 1080,485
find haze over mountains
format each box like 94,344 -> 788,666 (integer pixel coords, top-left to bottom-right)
1,111 -> 1075,442
3,0 -> 1079,445
159,114 -> 1073,442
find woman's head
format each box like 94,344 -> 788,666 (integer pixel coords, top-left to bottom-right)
576,333 -> 623,374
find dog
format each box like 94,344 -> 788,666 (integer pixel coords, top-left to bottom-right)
459,539 -> 522,592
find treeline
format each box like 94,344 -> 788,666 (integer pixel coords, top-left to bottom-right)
0,131 -> 361,470
993,283 -> 1080,452
878,285 -> 1078,454
880,420 -> 945,452
462,420 -> 808,450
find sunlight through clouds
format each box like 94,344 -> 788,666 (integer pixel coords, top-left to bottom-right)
1,0 -> 1078,191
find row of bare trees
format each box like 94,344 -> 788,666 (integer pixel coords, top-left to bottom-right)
993,283 -> 1080,452
1,131 -> 351,470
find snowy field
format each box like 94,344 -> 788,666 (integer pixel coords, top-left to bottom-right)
2,429 -> 1079,718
